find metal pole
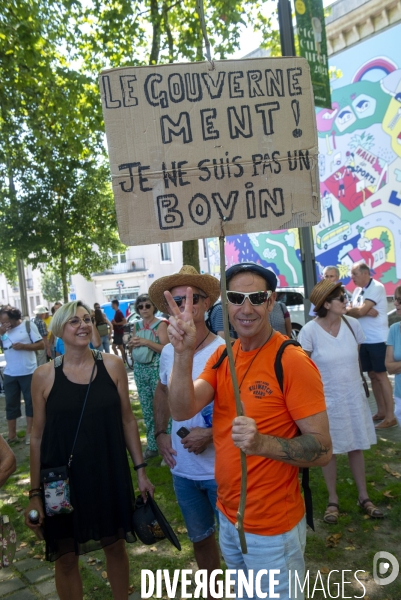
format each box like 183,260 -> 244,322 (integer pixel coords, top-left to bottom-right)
278,0 -> 317,321
16,259 -> 29,318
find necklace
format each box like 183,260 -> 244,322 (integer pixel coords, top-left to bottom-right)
319,318 -> 340,336
195,331 -> 210,351
235,327 -> 275,390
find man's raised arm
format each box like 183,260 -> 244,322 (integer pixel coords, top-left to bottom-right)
164,289 -> 214,420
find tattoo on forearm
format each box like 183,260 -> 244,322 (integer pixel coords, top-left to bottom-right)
277,434 -> 330,463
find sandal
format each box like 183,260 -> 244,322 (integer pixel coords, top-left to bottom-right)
324,503 -> 339,524
6,437 -> 18,445
357,498 -> 384,519
372,414 -> 385,422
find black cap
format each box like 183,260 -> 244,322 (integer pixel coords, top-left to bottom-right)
132,494 -> 181,550
225,262 -> 278,291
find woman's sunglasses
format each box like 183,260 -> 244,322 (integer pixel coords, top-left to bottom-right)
137,303 -> 152,310
172,294 -> 206,307
226,290 -> 272,306
332,294 -> 347,303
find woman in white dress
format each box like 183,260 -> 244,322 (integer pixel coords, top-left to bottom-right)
298,279 -> 382,524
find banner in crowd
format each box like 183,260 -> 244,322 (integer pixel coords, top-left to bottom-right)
295,0 -> 331,109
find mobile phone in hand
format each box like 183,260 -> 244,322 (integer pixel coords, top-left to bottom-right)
176,426 -> 191,439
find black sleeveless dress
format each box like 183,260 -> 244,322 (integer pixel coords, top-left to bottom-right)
40,351 -> 136,561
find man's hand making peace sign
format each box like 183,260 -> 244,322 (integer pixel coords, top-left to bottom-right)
163,287 -> 197,353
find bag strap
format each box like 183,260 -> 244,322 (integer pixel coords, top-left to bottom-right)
274,339 -> 301,392
341,316 -> 367,383
273,339 -> 314,531
278,301 -> 286,316
25,320 -> 34,344
67,352 -> 97,468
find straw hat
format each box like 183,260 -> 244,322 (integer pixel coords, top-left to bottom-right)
148,265 -> 220,313
310,280 -> 342,311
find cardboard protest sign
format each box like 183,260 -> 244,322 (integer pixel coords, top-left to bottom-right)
100,57 -> 320,246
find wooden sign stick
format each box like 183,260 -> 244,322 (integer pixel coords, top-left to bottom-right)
219,234 -> 248,554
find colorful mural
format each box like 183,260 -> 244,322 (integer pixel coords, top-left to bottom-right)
209,24 -> 401,295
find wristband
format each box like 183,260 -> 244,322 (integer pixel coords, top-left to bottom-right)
154,430 -> 167,440
29,492 -> 42,499
134,462 -> 148,471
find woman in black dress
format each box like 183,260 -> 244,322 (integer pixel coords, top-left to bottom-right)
25,301 -> 154,600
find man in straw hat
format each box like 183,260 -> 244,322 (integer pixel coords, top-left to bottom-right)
164,262 -> 332,599
149,266 -> 224,594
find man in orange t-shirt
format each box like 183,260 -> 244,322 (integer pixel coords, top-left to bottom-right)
164,262 -> 332,599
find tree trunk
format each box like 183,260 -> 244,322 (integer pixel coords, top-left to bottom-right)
183,240 -> 200,271
60,250 -> 69,303
149,0 -> 161,64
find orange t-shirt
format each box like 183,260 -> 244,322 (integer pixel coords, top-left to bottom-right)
199,332 -> 326,536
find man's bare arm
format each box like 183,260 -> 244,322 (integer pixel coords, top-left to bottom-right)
232,411 -> 332,467
347,299 -> 377,318
153,383 -> 177,468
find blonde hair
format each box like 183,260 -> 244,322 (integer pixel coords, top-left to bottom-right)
50,300 -> 92,338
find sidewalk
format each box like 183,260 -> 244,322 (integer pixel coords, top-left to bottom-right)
0,362 -> 140,599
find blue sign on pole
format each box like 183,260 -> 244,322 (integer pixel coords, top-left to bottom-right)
69,293 -> 77,300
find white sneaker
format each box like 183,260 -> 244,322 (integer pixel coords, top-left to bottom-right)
25,434 -> 31,445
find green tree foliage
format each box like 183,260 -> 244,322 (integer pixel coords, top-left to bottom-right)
41,267 -> 63,303
0,0 -> 123,298
0,0 -> 280,279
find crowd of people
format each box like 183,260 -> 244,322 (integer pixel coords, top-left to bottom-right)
0,259 -> 399,599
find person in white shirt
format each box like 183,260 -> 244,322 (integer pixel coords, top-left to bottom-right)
150,266 -> 223,598
346,261 -> 396,429
0,306 -> 44,444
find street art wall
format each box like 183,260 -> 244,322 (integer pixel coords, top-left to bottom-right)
209,23 -> 401,295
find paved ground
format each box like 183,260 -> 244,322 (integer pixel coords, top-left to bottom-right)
0,355 -> 399,598
0,357 -> 139,599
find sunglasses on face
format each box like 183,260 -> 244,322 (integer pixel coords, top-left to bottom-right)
332,294 -> 347,303
67,316 -> 92,327
226,290 -> 272,306
172,294 -> 206,307
394,296 -> 401,304
137,303 -> 152,310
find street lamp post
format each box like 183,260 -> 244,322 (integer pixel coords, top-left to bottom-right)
278,0 -> 317,320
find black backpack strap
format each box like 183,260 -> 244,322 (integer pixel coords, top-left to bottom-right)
274,339 -> 301,392
212,341 -> 234,369
301,467 -> 314,531
274,338 -> 314,531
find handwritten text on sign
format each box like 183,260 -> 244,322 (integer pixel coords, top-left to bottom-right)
100,58 -> 320,245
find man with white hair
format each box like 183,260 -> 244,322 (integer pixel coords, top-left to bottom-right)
347,261 -> 396,429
